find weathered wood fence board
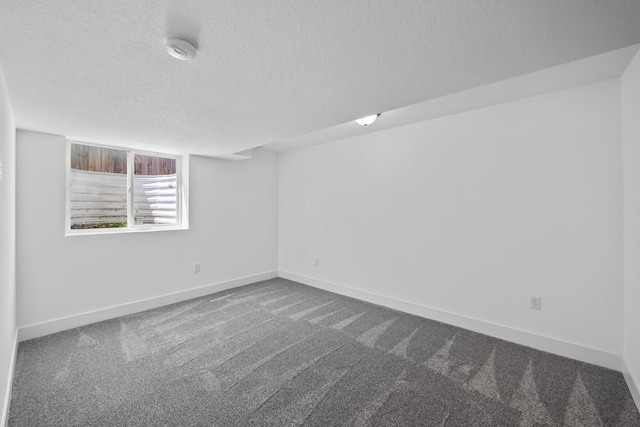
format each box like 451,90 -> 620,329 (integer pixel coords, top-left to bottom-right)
134,154 -> 176,175
71,144 -> 127,174
71,144 -> 176,175
70,170 -> 177,227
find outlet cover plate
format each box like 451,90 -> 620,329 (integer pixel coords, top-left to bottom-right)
530,296 -> 542,310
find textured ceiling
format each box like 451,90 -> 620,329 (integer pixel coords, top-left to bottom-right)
1,1 -> 640,156
266,45 -> 640,152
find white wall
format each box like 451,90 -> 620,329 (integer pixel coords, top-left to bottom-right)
622,48 -> 640,396
279,79 -> 624,357
16,130 -> 278,334
0,64 -> 16,425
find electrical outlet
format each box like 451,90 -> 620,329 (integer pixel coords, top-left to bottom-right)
314,258 -> 320,267
194,263 -> 201,273
530,296 -> 542,310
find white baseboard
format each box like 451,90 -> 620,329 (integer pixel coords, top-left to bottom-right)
623,359 -> 640,413
278,271 -> 623,371
18,271 -> 278,342
1,329 -> 18,427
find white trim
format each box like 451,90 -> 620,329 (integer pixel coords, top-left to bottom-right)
18,271 -> 278,342
65,224 -> 188,236
278,271 -> 623,371
1,330 -> 18,427
623,358 -> 640,413
126,145 -> 133,228
64,141 -> 71,233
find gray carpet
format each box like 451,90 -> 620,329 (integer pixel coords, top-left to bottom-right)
8,278 -> 640,426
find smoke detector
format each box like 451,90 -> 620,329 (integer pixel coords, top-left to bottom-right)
165,37 -> 198,60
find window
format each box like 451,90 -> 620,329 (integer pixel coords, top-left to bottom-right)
66,141 -> 186,234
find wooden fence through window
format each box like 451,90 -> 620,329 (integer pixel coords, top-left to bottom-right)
71,144 -> 176,175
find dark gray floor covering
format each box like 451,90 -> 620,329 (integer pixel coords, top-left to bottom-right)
8,278 -> 640,426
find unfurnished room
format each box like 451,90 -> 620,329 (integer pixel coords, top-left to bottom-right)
1,1 -> 640,426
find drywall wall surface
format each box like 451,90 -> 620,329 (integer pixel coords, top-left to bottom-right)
16,130 -> 278,328
0,64 -> 16,425
622,48 -> 640,389
279,79 -> 624,354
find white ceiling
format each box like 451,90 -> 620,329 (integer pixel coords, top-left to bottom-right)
1,1 -> 640,157
267,45 -> 640,152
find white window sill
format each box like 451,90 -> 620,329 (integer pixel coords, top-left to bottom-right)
65,225 -> 188,237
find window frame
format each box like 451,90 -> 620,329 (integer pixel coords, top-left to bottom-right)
65,140 -> 188,236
